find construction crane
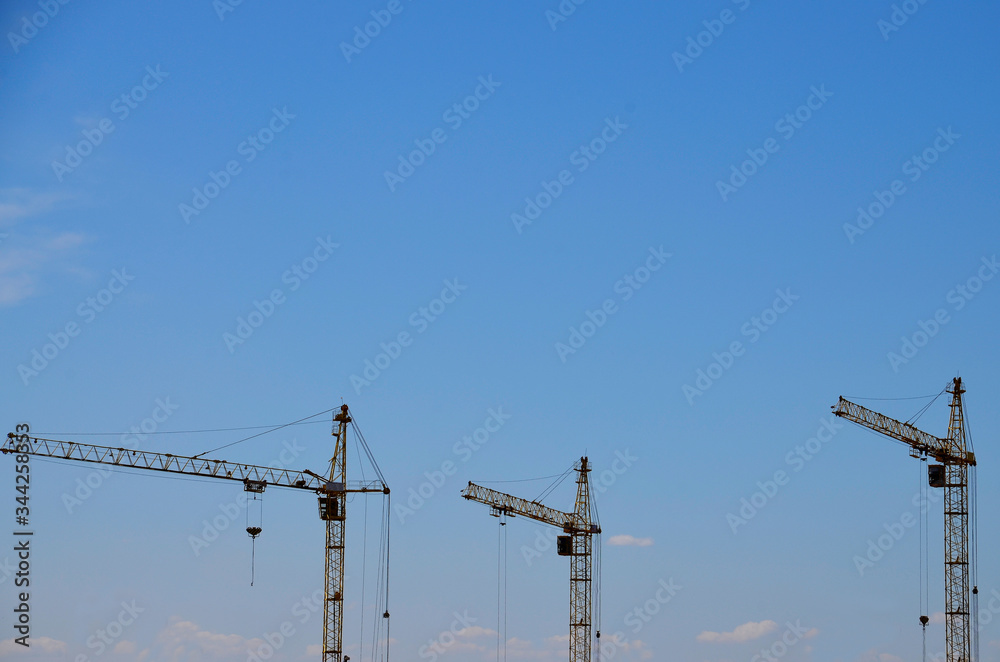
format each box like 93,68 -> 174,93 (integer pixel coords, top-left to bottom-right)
2,404 -> 389,662
834,378 -> 977,662
462,457 -> 600,662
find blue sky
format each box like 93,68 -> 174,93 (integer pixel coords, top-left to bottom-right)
1,0 -> 999,661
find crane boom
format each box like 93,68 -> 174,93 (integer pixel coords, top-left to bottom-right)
462,482 -> 577,531
833,397 -> 976,466
0,434 -> 386,494
833,379 -> 975,662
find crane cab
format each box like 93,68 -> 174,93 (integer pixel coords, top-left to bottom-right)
318,496 -> 344,520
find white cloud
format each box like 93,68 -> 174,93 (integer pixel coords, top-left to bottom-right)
0,230 -> 88,306
697,620 -> 778,643
112,640 -> 137,655
0,636 -> 67,655
608,535 -> 653,547
0,273 -> 36,306
140,618 -> 265,662
0,187 -> 88,305
0,232 -> 86,306
0,188 -> 68,226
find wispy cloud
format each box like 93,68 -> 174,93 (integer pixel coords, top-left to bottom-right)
608,534 -> 653,547
697,619 -> 778,643
140,618 -> 263,661
0,188 -> 68,226
0,636 -> 68,655
0,188 -> 88,306
0,232 -> 88,306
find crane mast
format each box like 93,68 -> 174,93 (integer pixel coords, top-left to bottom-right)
462,457 -> 600,662
3,404 -> 387,662
322,405 -> 350,662
834,378 -> 976,662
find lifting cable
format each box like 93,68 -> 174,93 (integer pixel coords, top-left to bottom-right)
246,490 -> 263,586
534,463 -> 576,504
966,390 -> 979,662
360,489 -> 369,662
32,419 -> 329,437
349,416 -> 388,486
193,406 -> 340,459
476,472 -> 567,485
843,392 -> 943,402
905,386 -> 948,426
497,512 -> 508,662
593,488 -> 602,662
919,453 -> 928,661
972,463 -> 980,662
373,492 -> 391,662
347,414 -> 391,662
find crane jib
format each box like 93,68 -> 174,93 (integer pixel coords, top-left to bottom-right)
1,434 -> 386,495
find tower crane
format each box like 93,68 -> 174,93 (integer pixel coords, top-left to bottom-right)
461,457 -> 600,662
833,378 -> 977,662
3,404 -> 389,662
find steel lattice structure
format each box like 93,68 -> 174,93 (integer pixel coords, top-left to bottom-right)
834,378 -> 975,662
3,404 -> 387,662
462,457 -> 600,662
